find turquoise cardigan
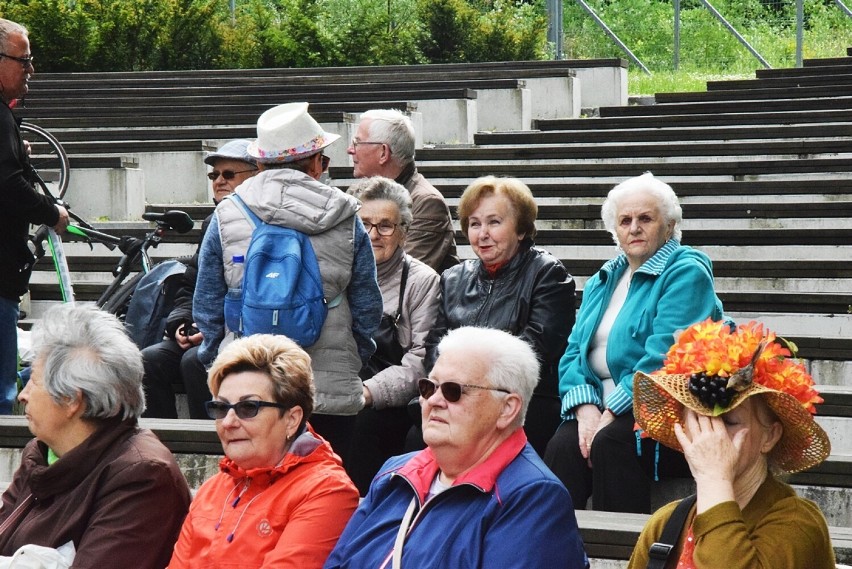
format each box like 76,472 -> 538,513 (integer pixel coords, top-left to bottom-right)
558,240 -> 724,418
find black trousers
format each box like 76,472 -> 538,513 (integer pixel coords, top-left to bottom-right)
525,393 -> 562,457
310,413 -> 357,465
141,340 -> 211,419
543,412 -> 690,513
346,405 -> 412,495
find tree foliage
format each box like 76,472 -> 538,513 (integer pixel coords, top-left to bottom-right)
0,0 -> 848,72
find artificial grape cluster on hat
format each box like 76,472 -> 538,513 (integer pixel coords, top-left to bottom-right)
687,372 -> 734,409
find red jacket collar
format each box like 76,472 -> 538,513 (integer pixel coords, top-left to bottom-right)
396,428 -> 527,503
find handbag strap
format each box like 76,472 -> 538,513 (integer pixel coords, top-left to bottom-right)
646,493 -> 696,569
392,496 -> 418,569
393,255 -> 410,324
0,493 -> 34,537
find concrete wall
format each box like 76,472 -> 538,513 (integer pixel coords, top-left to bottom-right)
525,76 -> 581,119
418,99 -> 477,145
476,87 -> 531,132
67,164 -> 146,221
137,150 -> 209,205
575,66 -> 628,109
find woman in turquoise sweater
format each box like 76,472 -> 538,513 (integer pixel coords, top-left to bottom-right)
544,172 -> 724,513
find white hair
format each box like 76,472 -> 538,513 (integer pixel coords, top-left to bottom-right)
347,176 -> 413,232
31,304 -> 146,420
0,19 -> 27,51
436,327 -> 539,427
360,109 -> 416,165
601,172 -> 683,244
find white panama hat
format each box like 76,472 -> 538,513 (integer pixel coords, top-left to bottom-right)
247,102 -> 340,164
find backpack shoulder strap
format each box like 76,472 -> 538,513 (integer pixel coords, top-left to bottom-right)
646,494 -> 696,569
394,255 -> 410,323
229,193 -> 260,230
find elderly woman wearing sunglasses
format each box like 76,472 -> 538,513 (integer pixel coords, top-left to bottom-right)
168,334 -> 359,569
324,327 -> 588,569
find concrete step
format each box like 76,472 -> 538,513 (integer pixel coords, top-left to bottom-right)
816,416 -> 852,455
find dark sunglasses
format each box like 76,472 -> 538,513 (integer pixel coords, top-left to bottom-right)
207,168 -> 257,181
320,154 -> 331,171
417,378 -> 510,403
205,399 -> 289,420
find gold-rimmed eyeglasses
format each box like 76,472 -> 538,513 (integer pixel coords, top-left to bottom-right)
351,138 -> 385,150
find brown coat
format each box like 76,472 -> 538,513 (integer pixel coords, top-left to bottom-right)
0,418 -> 191,569
627,475 -> 835,569
398,166 -> 458,274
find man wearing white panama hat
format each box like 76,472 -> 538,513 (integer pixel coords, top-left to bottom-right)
194,103 -> 382,457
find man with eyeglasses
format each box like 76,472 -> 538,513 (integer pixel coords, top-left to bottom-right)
348,109 -> 458,274
325,326 -> 589,569
195,103 -> 382,460
0,19 -> 69,415
141,139 -> 258,419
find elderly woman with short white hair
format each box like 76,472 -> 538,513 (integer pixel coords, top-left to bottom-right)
0,304 -> 190,568
544,172 -> 725,514
345,176 -> 441,495
325,327 -> 588,569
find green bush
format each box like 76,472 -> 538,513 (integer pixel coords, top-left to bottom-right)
0,0 -> 848,73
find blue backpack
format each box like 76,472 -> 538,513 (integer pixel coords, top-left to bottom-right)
224,195 -> 328,347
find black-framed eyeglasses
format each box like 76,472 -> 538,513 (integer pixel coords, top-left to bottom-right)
417,378 -> 510,403
351,138 -> 385,150
205,399 -> 290,420
0,53 -> 33,69
207,168 -> 257,181
363,221 -> 398,237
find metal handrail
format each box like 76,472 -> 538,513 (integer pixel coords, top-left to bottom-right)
574,0 -> 651,74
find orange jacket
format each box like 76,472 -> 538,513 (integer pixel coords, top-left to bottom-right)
168,426 -> 358,569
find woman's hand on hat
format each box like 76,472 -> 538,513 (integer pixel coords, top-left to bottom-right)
575,404 -> 603,462
675,409 -> 746,513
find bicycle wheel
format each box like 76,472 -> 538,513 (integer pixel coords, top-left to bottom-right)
99,271 -> 145,321
19,122 -> 70,199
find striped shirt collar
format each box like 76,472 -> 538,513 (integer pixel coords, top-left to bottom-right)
600,239 -> 681,277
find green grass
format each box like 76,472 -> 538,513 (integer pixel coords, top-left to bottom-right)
628,70 -> 755,96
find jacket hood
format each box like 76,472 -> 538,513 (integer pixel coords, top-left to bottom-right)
219,424 -> 342,486
234,168 -> 359,236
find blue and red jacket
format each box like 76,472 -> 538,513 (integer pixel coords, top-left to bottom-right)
324,429 -> 589,569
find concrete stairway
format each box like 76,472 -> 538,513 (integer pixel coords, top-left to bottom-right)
13,50 -> 852,562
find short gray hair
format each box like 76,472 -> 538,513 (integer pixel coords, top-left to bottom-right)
31,304 -> 145,420
361,109 -> 415,165
0,19 -> 27,51
436,327 -> 539,428
347,176 -> 413,233
601,172 -> 683,244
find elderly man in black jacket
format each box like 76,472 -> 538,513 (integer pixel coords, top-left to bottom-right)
141,139 -> 257,418
0,18 -> 68,414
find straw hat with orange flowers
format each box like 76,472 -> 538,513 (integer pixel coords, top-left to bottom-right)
633,319 -> 830,473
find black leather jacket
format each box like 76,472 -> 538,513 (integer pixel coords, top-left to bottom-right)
424,241 -> 576,400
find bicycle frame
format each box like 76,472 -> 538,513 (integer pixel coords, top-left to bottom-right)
22,122 -> 195,308
52,211 -> 194,308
